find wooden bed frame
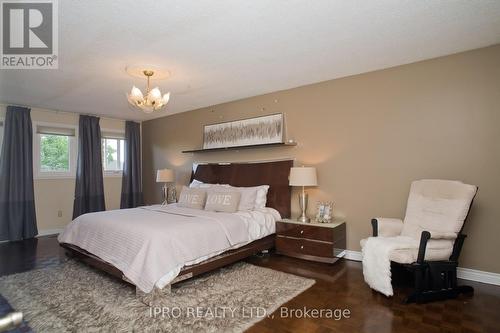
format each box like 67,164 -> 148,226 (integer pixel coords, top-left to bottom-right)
60,160 -> 293,291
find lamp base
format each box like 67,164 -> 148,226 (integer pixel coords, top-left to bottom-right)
167,186 -> 177,204
297,215 -> 310,223
161,184 -> 177,205
161,184 -> 168,206
297,192 -> 310,223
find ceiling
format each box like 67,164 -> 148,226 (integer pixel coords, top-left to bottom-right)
1,0 -> 499,121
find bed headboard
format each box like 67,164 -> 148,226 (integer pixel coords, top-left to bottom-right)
191,160 -> 293,218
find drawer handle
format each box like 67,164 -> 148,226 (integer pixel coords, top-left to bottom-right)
300,230 -> 304,234
300,245 -> 304,250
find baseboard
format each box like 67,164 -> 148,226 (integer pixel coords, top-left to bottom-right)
457,267 -> 500,286
0,228 -> 63,243
344,250 -> 363,261
37,228 -> 64,237
344,250 -> 500,286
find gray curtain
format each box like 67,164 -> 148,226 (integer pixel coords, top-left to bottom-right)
73,115 -> 105,219
0,106 -> 38,241
120,121 -> 144,208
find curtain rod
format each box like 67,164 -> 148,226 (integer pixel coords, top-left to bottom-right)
1,102 -> 142,123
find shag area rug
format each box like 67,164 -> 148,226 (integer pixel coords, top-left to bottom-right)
0,260 -> 314,332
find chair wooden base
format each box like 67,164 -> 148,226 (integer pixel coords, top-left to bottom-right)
405,285 -> 474,304
392,261 -> 474,304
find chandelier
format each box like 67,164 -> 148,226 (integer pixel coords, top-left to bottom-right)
127,70 -> 170,113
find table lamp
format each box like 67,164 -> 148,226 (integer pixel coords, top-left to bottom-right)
156,169 -> 176,205
289,166 -> 318,223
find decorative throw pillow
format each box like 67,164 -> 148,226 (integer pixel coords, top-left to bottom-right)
188,182 -> 269,210
208,184 -> 270,211
204,191 -> 241,213
177,186 -> 207,210
206,185 -> 255,211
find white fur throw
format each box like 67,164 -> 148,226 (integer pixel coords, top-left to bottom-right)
361,236 -> 418,296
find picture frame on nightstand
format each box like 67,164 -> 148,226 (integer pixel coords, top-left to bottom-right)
315,201 -> 333,223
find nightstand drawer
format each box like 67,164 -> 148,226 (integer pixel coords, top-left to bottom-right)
276,236 -> 334,258
276,222 -> 335,242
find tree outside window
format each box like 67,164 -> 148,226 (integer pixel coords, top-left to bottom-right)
102,138 -> 124,171
40,134 -> 70,171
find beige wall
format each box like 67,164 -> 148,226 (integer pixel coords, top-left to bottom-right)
142,44 -> 500,273
0,106 -> 125,232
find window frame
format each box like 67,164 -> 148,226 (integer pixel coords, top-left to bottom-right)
101,128 -> 125,178
33,121 -> 78,179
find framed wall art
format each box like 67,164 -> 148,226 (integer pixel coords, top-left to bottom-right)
202,113 -> 284,149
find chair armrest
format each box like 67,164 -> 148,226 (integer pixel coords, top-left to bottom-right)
416,231 -> 460,264
416,231 -> 431,264
428,231 -> 457,240
371,218 -> 404,237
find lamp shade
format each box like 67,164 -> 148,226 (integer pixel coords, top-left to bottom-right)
156,169 -> 174,183
289,167 -> 317,186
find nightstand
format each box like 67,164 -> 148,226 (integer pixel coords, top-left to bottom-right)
275,218 -> 346,263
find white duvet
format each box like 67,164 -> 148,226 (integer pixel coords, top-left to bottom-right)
58,204 -> 279,293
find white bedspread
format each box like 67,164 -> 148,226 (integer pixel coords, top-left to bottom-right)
58,204 -> 279,293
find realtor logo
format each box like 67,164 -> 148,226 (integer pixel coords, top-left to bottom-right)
1,0 -> 58,69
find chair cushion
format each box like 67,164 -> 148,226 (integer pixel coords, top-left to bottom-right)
401,179 -> 477,240
360,237 -> 454,264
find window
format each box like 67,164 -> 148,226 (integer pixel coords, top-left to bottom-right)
40,134 -> 70,171
101,131 -> 125,175
34,123 -> 77,178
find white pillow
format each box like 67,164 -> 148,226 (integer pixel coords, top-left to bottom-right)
254,185 -> 270,209
224,185 -> 270,210
189,180 -> 222,189
189,179 -> 204,188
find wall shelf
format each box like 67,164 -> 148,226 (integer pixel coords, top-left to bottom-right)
182,142 -> 297,153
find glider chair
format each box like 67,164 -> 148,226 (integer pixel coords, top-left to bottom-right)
361,179 -> 477,303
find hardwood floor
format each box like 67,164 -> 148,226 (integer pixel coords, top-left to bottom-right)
1,235 -> 499,333
246,256 -> 500,333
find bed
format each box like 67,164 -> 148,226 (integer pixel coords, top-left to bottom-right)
59,160 -> 292,293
